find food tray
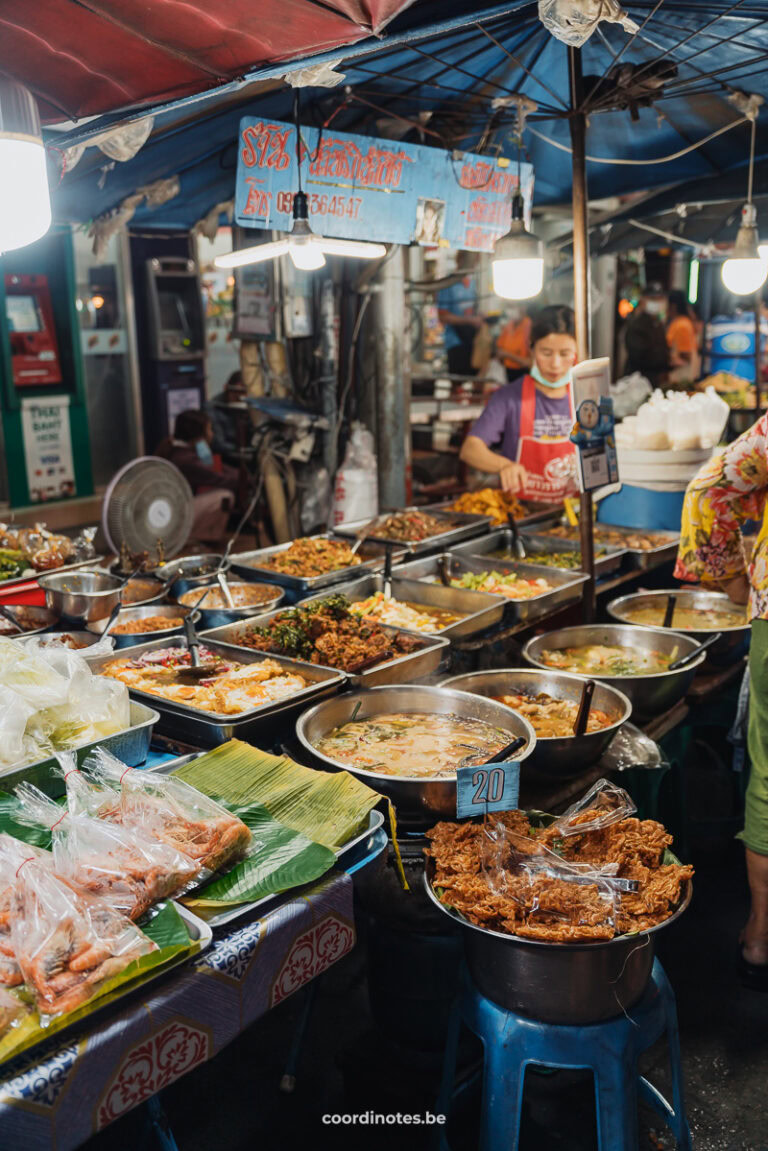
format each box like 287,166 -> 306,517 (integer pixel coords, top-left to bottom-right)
450,528 -> 627,578
88,638 -> 347,747
396,551 -> 588,625
229,533 -> 407,596
200,612 -> 449,687
300,571 -> 504,640
333,505 -> 491,555
427,497 -> 563,530
540,523 -> 680,571
0,555 -> 105,597
0,701 -> 160,793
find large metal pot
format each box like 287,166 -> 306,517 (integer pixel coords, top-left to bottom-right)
522,624 -> 706,721
296,685 -> 537,820
87,603 -> 191,648
176,581 -> 284,629
443,669 -> 632,780
424,858 -> 691,1023
607,588 -> 750,666
38,570 -> 123,623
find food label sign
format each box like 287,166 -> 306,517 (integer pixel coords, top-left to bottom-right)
456,761 -> 520,819
21,395 -> 76,502
234,118 -> 533,252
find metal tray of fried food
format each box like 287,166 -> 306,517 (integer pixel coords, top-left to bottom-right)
451,529 -> 626,578
396,551 -> 588,625
88,637 -> 347,747
333,505 -> 490,555
229,533 -> 407,595
539,522 -> 680,571
300,571 -> 503,640
427,497 -> 563,530
200,608 -> 450,687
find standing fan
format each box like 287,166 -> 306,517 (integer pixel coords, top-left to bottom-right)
102,457 -> 194,560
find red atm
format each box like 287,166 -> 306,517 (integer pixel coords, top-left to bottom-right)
4,273 -> 62,387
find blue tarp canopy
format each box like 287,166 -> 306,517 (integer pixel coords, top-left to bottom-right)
48,1 -> 768,232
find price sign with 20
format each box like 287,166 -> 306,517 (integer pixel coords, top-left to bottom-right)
456,760 -> 520,819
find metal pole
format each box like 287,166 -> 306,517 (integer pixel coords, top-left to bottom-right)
374,248 -> 411,508
569,45 -> 596,622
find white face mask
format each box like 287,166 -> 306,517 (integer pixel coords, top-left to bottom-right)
645,300 -> 666,317
531,364 -> 571,390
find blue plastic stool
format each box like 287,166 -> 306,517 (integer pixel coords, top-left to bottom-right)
436,958 -> 691,1151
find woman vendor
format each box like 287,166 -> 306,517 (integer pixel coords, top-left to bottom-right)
459,305 -> 579,501
676,415 -> 768,986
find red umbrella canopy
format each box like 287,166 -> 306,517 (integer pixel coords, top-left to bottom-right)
0,0 -> 414,123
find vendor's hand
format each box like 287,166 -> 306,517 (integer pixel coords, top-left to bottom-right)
719,573 -> 750,605
499,462 -> 528,494
463,315 -> 484,329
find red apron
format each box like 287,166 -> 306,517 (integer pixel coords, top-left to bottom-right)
515,374 -> 579,502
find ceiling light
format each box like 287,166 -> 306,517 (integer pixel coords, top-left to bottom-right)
0,79 -> 51,252
722,113 -> 767,296
492,192 -> 544,300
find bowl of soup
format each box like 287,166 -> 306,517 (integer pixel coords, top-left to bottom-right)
522,624 -> 706,720
296,684 -> 537,818
607,590 -> 750,666
444,669 -> 632,780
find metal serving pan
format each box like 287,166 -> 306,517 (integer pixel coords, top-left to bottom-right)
607,588 -> 750,666
540,522 -> 680,571
229,534 -> 407,596
451,528 -> 627,579
296,685 -> 537,820
175,581 -> 285,630
89,637 -> 346,746
0,701 -> 160,792
0,555 -> 104,596
154,553 -> 223,598
522,623 -> 706,721
0,604 -> 59,637
16,629 -> 114,655
88,603 -> 192,649
200,610 -> 449,688
396,552 -> 588,625
443,668 -> 632,780
300,571 -> 504,640
427,497 -> 563,530
333,505 -> 491,556
424,857 -> 691,1024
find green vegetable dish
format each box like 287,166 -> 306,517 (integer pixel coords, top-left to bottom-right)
0,549 -> 28,582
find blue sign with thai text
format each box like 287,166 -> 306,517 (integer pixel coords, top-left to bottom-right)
234,118 -> 533,252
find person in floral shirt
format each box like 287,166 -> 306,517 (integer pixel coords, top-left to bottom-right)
676,412 -> 768,984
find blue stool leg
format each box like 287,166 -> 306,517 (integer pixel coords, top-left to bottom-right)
593,1039 -> 640,1151
470,1000 -> 526,1151
650,960 -> 692,1151
435,992 -> 463,1151
145,1094 -> 180,1151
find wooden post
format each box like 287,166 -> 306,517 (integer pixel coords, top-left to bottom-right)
569,45 -> 596,622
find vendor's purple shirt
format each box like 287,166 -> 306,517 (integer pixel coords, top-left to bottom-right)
469,376 -> 573,460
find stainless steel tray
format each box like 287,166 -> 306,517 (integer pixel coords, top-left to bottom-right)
88,638 -> 347,746
333,505 -> 490,555
450,528 -> 626,578
229,533 -> 407,595
396,551 -> 588,625
299,571 -> 504,640
538,523 -> 680,571
426,497 -> 563,530
0,701 -> 160,792
0,555 -> 105,597
200,610 -> 449,687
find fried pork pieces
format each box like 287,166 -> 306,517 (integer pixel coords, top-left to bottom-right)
426,812 -> 693,942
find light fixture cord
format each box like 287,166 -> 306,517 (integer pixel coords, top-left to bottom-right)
748,114 -> 756,206
294,89 -> 303,196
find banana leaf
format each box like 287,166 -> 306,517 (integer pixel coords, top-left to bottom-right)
0,901 -> 197,1066
173,739 -> 381,851
0,790 -> 53,849
183,801 -> 336,909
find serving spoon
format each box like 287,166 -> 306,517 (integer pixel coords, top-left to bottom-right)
667,633 -> 722,671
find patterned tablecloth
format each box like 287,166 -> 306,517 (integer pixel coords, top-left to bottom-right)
0,871 -> 355,1151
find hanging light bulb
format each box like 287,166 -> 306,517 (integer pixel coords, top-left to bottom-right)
722,114 -> 768,296
492,192 -> 544,300
0,79 -> 51,252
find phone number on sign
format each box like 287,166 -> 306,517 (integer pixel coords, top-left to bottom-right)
276,191 -> 363,218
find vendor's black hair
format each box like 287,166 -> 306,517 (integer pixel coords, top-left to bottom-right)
530,305 -> 576,345
174,409 -> 210,442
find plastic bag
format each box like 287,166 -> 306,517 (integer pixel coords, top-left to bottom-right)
83,747 -> 252,873
332,422 -> 378,525
11,859 -> 156,1017
554,778 -> 637,838
54,752 -> 121,820
0,687 -> 35,771
14,783 -> 200,921
610,372 -> 652,420
0,985 -> 27,1036
538,0 -> 638,46
0,833 -> 52,987
0,639 -> 71,711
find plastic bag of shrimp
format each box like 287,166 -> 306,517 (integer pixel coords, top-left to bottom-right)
0,833 -> 53,988
82,747 -> 252,874
11,859 -> 156,1018
14,783 -> 200,921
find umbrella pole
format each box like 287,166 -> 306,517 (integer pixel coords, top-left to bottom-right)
568,45 -> 596,622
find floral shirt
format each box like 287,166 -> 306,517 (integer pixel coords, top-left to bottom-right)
675,413 -> 768,620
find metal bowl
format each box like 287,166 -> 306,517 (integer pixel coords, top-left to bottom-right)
295,684 -> 537,820
0,604 -> 59,638
607,589 -> 750,666
522,624 -> 706,721
176,581 -> 284,629
119,575 -> 168,607
37,570 -> 123,623
423,857 -> 691,1023
154,554 -> 223,598
443,669 -> 632,780
87,604 -> 192,649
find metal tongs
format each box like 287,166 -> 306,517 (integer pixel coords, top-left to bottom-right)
155,589 -> 220,682
507,512 -> 526,560
350,514 -> 381,556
